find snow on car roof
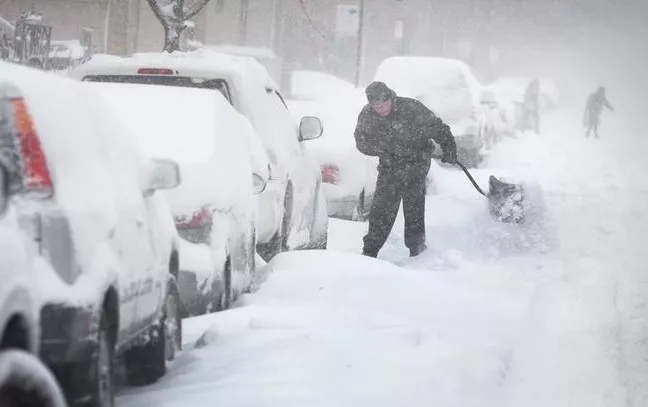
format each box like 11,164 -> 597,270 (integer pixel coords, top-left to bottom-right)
200,45 -> 277,60
90,82 -> 221,163
71,50 -> 278,91
90,81 -> 257,215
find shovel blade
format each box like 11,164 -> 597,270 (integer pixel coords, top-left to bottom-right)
488,176 -> 525,223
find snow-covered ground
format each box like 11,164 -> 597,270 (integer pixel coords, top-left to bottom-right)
116,102 -> 648,406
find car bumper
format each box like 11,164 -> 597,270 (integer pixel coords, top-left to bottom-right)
39,303 -> 96,365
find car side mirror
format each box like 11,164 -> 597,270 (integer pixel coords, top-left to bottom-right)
252,173 -> 267,195
0,162 -> 9,217
299,116 -> 323,142
144,159 -> 181,196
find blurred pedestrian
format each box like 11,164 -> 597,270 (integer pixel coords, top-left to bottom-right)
354,81 -> 457,258
520,78 -> 541,134
584,86 -> 614,138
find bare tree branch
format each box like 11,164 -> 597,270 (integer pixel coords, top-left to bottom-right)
146,0 -> 211,52
185,0 -> 211,20
145,0 -> 171,28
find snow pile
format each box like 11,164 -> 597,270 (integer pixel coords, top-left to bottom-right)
119,250 -> 538,407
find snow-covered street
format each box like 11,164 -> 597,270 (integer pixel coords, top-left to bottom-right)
114,104 -> 648,407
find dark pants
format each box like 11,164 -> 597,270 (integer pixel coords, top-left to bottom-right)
363,158 -> 431,257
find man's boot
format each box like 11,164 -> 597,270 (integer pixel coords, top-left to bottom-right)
409,243 -> 428,257
362,249 -> 378,258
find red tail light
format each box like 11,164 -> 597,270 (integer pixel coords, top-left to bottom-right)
10,98 -> 53,197
321,164 -> 340,185
137,68 -> 174,75
175,207 -> 212,228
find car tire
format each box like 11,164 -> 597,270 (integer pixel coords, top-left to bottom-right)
0,350 -> 67,407
258,187 -> 292,262
124,282 -> 181,386
312,231 -> 328,250
66,313 -> 115,407
217,258 -> 232,311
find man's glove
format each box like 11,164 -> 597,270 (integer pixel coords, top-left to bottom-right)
441,147 -> 457,164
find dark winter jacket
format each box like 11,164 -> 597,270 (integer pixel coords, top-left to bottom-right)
354,94 -> 456,168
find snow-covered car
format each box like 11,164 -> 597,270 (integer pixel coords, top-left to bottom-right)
287,82 -> 377,221
92,82 -> 269,316
286,70 -> 358,101
0,62 -> 183,407
70,50 -> 329,262
0,162 -> 67,407
373,57 -> 492,167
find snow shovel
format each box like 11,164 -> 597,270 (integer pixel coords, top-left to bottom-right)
454,161 -> 525,223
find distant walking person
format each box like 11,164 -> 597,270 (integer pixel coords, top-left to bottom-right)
520,78 -> 541,134
354,81 -> 457,258
584,86 -> 614,138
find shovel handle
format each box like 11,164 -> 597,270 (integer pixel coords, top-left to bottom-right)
454,161 -> 488,197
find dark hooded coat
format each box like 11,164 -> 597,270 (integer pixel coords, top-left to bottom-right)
354,83 -> 456,168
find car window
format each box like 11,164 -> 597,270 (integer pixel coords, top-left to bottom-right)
83,75 -> 233,104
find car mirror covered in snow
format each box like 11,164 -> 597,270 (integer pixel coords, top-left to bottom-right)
299,116 -> 324,142
0,162 -> 9,216
252,173 -> 268,195
144,159 -> 181,196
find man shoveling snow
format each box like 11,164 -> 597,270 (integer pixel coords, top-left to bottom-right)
354,81 -> 457,258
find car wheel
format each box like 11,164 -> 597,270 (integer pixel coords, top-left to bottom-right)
312,231 -> 328,249
258,187 -> 292,262
68,313 -> 114,407
164,284 -> 182,361
124,282 -> 180,386
218,258 -> 232,311
0,350 -> 67,407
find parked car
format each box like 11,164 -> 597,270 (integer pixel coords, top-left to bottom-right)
0,162 -> 67,407
373,56 -> 497,167
286,76 -> 376,221
92,81 -> 269,316
70,50 -> 328,262
0,61 -> 183,407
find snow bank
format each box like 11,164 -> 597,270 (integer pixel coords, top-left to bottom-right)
118,250 -> 537,407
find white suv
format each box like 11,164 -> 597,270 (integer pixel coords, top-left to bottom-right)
70,50 -> 329,262
0,62 -> 183,407
0,162 -> 67,407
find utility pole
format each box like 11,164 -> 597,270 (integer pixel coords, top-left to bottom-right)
239,0 -> 249,45
354,0 -> 364,87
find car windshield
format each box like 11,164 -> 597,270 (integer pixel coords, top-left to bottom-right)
83,75 -> 232,103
